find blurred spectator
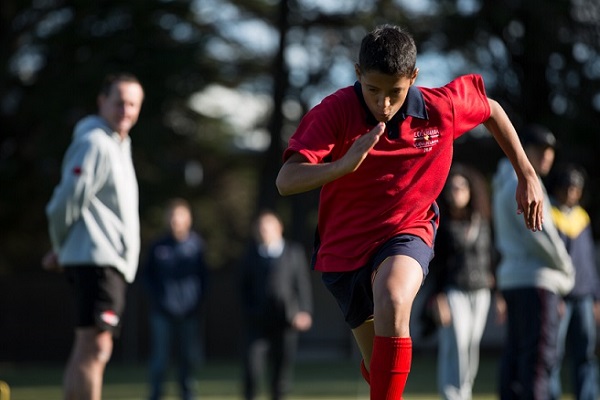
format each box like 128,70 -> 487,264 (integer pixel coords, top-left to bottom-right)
142,198 -> 209,400
42,72 -> 145,400
548,164 -> 600,400
492,124 -> 574,399
429,163 -> 495,400
239,210 -> 313,400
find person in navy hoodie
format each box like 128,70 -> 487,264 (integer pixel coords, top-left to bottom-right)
142,198 -> 209,400
548,165 -> 600,400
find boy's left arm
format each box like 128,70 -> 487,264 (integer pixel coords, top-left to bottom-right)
483,98 -> 544,232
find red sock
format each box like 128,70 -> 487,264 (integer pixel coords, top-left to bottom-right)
369,336 -> 412,400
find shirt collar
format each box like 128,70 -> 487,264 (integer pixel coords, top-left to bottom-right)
353,81 -> 428,139
258,239 -> 285,258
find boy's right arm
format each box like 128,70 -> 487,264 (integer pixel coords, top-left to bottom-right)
484,99 -> 544,232
276,152 -> 347,196
276,122 -> 386,196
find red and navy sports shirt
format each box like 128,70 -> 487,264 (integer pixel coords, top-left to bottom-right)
283,74 -> 491,273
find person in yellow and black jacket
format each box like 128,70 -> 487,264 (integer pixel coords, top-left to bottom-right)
548,164 -> 600,400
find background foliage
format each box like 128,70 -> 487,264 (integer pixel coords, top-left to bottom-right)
1,0 -> 600,275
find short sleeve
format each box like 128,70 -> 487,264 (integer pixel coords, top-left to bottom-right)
282,91 -> 349,164
443,74 -> 491,138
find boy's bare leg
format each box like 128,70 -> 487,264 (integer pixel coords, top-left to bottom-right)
372,255 -> 422,337
369,255 -> 423,399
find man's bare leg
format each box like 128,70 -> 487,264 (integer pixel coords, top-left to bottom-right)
63,327 -> 113,400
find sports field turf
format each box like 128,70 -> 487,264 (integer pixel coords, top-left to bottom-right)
0,351 -> 574,399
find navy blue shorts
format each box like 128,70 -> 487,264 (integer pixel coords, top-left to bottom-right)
65,266 -> 127,336
321,234 -> 434,329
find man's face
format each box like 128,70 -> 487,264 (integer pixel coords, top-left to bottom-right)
526,145 -> 555,177
256,214 -> 283,245
169,206 -> 192,240
98,81 -> 144,137
355,66 -> 418,123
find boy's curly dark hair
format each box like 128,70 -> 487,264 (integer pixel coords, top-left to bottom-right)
358,24 -> 417,77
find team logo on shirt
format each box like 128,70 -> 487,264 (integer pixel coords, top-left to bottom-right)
413,128 -> 440,152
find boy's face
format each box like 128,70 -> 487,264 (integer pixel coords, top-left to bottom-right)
355,65 -> 418,123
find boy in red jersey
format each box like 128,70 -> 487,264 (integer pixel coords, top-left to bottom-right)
276,25 -> 544,400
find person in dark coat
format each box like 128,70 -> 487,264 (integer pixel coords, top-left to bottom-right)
240,210 -> 313,400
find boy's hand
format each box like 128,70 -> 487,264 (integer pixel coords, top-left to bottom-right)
341,123 -> 386,173
277,123 -> 385,195
515,176 -> 544,232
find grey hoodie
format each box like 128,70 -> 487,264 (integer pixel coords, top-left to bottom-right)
492,158 -> 574,295
46,115 -> 140,283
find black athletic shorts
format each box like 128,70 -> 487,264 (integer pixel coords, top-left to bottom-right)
321,234 -> 434,329
65,266 -> 127,335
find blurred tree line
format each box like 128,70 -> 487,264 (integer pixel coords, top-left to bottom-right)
1,0 -> 599,275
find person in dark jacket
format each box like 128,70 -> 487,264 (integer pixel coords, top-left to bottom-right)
142,198 -> 209,400
548,165 -> 600,400
240,210 -> 313,400
429,164 -> 495,400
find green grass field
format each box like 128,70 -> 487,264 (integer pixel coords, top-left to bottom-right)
0,351 -> 573,400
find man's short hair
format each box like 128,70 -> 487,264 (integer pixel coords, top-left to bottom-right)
520,123 -> 557,149
100,72 -> 143,97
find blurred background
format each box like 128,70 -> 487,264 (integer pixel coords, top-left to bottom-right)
1,0 -> 600,366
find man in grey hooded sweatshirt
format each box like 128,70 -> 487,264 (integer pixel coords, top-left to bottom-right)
42,73 -> 145,400
492,123 -> 574,400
